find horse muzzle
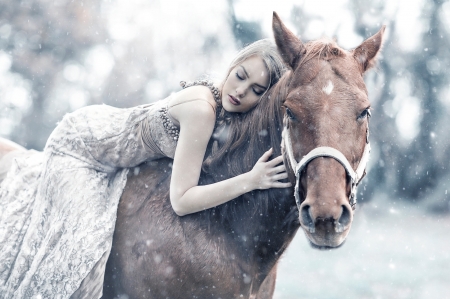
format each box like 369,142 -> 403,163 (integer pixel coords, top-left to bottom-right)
281,127 -> 370,248
298,198 -> 353,248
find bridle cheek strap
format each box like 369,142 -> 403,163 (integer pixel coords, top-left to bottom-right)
282,127 -> 371,210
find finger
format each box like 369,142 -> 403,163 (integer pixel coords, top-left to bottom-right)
267,155 -> 284,167
271,181 -> 292,188
257,148 -> 273,162
271,164 -> 286,174
272,172 -> 288,181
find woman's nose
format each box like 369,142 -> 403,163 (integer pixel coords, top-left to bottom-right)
236,86 -> 247,98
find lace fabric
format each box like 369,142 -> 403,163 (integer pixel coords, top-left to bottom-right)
0,101 -> 177,298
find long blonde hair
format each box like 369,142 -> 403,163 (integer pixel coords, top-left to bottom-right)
220,39 -> 286,93
202,39 -> 287,175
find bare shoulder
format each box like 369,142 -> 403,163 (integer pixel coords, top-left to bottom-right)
171,85 -> 216,108
169,85 -> 217,124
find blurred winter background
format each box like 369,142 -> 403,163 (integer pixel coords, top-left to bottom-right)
0,0 -> 449,297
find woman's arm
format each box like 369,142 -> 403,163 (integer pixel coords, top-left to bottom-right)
169,100 -> 290,216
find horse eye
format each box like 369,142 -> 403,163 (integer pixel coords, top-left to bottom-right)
358,108 -> 371,120
286,107 -> 296,120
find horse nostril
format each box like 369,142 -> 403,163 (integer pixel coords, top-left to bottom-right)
300,205 -> 315,233
335,205 -> 351,233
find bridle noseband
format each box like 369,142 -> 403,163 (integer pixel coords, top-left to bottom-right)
282,122 -> 371,211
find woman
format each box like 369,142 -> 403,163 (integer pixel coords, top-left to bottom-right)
0,39 -> 289,298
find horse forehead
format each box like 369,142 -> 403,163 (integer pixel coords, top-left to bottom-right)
322,80 -> 334,95
291,77 -> 361,125
288,56 -> 368,113
311,60 -> 367,101
331,55 -> 368,88
295,57 -> 357,85
288,53 -> 367,142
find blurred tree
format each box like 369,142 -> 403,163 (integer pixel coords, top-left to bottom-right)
350,0 -> 450,210
397,0 -> 449,200
0,0 -> 236,150
349,0 -> 400,203
227,0 -> 263,47
2,0 -> 448,210
0,0 -> 108,149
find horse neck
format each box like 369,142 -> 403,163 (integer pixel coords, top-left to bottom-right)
223,190 -> 299,285
245,73 -> 299,276
227,69 -> 298,270
200,70 -> 299,276
223,71 -> 298,261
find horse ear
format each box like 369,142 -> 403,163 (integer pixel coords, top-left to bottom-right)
272,12 -> 304,70
353,26 -> 386,73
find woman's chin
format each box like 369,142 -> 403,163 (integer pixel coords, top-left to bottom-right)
221,101 -> 236,113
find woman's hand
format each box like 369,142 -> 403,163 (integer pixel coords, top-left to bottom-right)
248,148 -> 292,190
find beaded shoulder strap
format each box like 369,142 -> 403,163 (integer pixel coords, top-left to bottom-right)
159,80 -> 222,141
179,80 -> 222,109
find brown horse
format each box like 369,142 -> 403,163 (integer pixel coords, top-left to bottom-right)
100,13 -> 385,299
0,14 -> 384,299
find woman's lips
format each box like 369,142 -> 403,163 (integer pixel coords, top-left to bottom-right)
228,95 -> 241,105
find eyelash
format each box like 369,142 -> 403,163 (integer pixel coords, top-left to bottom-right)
235,72 -> 264,96
358,108 -> 371,120
254,89 -> 264,96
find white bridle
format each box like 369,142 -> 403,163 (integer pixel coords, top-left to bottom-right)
281,125 -> 371,210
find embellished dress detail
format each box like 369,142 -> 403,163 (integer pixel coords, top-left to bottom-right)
0,81 -> 219,299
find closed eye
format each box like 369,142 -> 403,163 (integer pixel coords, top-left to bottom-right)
253,87 -> 265,96
236,71 -> 265,95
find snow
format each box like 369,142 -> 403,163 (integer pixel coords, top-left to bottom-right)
275,199 -> 450,298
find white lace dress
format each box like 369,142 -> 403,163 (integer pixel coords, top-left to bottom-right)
0,99 -> 178,298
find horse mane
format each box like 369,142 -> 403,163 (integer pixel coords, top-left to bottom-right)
196,72 -> 294,225
189,39 -> 343,226
172,40 -> 342,227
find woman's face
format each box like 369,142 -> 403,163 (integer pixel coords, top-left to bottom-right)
221,56 -> 270,113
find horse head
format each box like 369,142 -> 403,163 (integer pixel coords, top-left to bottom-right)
272,13 -> 385,248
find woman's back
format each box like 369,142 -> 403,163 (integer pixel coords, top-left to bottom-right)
0,83 -> 220,298
0,39 -> 289,298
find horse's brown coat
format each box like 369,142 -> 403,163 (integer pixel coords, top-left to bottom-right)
0,12 -> 384,299
102,14 -> 384,298
274,12 -> 384,247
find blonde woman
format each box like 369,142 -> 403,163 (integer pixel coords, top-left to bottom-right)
0,39 -> 290,298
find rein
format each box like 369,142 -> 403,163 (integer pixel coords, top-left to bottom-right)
281,121 -> 371,211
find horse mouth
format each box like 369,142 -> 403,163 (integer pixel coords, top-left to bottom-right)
301,222 -> 351,249
298,210 -> 352,249
307,238 -> 347,250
